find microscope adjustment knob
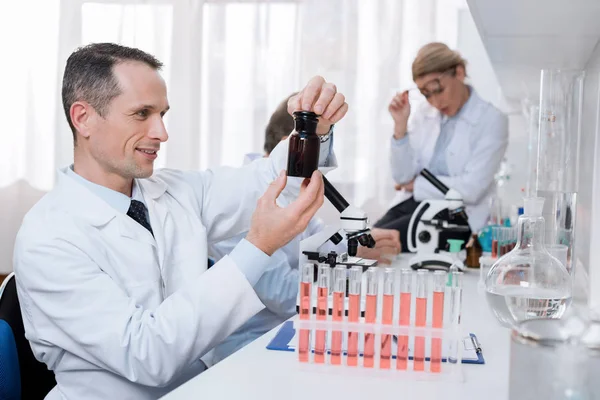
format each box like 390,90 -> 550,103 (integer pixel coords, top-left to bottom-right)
418,231 -> 431,243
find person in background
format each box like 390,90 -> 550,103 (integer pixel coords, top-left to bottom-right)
204,94 -> 402,366
375,42 -> 508,251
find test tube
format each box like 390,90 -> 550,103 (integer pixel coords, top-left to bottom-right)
346,266 -> 362,367
491,227 -> 498,258
430,271 -> 446,373
450,271 -> 463,326
330,266 -> 346,365
498,228 -> 504,256
380,268 -> 395,369
414,270 -> 428,371
363,267 -> 378,368
396,269 -> 412,370
314,265 -> 330,364
448,271 -> 464,363
298,264 -> 313,362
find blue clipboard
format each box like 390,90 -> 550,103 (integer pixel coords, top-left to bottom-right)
266,321 -> 485,364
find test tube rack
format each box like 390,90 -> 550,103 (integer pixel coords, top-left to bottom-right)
295,266 -> 464,381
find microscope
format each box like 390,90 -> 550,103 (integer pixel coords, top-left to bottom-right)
407,169 -> 470,271
299,176 -> 378,272
296,176 -> 377,316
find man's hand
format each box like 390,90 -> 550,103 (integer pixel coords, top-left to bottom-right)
356,228 -> 402,265
246,170 -> 325,256
288,76 -> 348,135
394,179 -> 415,192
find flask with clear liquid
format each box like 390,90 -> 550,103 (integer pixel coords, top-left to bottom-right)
485,197 -> 572,328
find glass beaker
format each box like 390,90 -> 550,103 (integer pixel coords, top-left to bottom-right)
536,69 -> 584,276
546,244 -> 569,271
485,197 -> 572,328
525,104 -> 540,198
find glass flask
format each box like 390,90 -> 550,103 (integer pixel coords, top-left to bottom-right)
286,111 -> 320,178
485,197 -> 572,328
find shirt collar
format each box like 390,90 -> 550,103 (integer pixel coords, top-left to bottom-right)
66,165 -> 146,214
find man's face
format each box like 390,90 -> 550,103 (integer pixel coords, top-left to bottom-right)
414,66 -> 466,117
86,61 -> 170,179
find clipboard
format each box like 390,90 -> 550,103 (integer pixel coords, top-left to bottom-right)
266,321 -> 485,364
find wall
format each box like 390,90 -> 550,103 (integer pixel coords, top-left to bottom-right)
580,42 -> 600,306
457,9 -> 530,213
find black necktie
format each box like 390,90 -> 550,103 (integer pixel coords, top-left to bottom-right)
127,200 -> 153,235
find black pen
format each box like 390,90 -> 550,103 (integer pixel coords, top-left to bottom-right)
471,335 -> 482,354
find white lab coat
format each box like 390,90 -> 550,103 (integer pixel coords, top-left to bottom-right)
390,90 -> 508,232
13,139 -> 307,399
206,214 -> 347,366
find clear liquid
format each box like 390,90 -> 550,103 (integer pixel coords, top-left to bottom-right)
485,286 -> 571,327
537,190 -> 577,276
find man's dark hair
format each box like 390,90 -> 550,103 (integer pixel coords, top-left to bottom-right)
263,93 -> 298,155
62,43 -> 163,142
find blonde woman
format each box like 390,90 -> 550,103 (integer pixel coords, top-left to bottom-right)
375,42 -> 508,251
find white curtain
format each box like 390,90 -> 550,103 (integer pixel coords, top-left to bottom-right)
0,0 -> 467,273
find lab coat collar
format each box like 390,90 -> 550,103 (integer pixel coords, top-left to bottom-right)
455,86 -> 484,126
56,167 -> 120,227
137,174 -> 168,200
56,167 -> 168,228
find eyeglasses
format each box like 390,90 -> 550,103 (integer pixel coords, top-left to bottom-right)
410,66 -> 457,99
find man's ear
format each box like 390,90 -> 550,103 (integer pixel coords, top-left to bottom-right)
71,101 -> 93,139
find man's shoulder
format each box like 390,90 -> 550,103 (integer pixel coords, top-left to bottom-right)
148,168 -> 199,188
18,192 -> 78,246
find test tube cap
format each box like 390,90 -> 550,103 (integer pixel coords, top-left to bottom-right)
366,267 -> 378,295
348,265 -> 362,295
333,265 -> 346,293
301,263 -> 313,283
317,264 -> 330,288
383,267 -> 395,295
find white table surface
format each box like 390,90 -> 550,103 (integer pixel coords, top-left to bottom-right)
162,256 -> 510,400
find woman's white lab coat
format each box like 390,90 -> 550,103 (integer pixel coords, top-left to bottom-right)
12,140 -> 309,399
390,89 -> 508,232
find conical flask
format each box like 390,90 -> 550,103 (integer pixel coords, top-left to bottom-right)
485,197 -> 572,328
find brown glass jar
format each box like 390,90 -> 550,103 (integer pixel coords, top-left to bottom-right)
465,233 -> 483,268
287,111 -> 320,178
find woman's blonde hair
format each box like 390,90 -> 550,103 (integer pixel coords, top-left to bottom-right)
412,42 -> 467,81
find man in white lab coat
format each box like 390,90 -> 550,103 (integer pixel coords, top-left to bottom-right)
204,95 -> 402,366
13,43 -> 350,400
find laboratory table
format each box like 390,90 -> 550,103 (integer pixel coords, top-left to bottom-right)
162,256 -> 510,400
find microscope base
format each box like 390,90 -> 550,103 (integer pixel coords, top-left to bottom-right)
409,253 -> 466,272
